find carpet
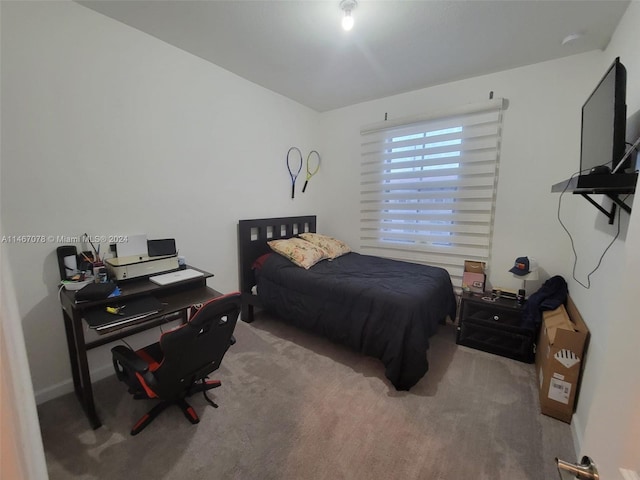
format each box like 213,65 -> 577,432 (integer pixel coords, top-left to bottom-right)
38,314 -> 574,479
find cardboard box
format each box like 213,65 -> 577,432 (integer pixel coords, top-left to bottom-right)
535,296 -> 589,423
462,260 -> 486,293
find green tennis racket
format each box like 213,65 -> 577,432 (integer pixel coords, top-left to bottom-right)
302,150 -> 321,193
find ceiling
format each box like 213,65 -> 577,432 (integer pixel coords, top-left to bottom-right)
78,0 -> 630,112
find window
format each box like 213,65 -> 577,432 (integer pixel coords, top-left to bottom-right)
360,99 -> 506,288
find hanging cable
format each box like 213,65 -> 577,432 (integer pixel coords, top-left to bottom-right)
557,169 -> 625,289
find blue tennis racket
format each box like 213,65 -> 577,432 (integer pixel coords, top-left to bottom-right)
286,147 -> 303,199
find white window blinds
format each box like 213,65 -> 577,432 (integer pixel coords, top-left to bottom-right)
359,98 -> 506,287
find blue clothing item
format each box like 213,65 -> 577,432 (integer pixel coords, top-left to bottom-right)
522,275 -> 568,330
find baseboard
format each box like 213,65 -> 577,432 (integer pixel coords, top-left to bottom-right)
570,413 -> 582,459
35,364 -> 115,405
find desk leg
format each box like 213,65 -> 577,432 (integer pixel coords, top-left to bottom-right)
62,308 -> 81,397
243,303 -> 255,323
66,310 -> 102,429
240,294 -> 255,323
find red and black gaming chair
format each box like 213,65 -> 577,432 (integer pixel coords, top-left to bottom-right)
111,292 -> 241,435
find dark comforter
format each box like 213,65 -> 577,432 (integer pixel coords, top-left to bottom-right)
255,252 -> 457,390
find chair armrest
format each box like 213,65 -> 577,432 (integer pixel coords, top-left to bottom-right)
111,345 -> 149,373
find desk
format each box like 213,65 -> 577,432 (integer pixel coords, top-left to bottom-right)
59,266 -> 220,429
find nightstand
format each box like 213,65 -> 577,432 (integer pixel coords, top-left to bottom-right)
456,292 -> 536,363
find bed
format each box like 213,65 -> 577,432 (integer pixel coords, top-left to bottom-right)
237,215 -> 457,390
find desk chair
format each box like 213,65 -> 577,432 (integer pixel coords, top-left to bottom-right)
112,292 -> 241,435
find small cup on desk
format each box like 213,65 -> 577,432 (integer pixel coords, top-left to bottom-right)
93,264 -> 107,283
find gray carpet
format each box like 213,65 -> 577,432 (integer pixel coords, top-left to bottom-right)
38,314 -> 574,479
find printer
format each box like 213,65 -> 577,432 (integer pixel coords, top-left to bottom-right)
106,254 -> 178,281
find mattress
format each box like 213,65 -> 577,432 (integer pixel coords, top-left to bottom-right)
255,252 -> 457,390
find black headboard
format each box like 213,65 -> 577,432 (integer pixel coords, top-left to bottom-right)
237,215 -> 316,320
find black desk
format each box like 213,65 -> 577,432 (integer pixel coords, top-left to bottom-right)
59,266 -> 220,429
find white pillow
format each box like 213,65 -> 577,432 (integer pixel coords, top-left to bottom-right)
298,232 -> 351,260
267,237 -> 328,269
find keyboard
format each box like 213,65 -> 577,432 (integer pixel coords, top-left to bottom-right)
149,268 -> 204,286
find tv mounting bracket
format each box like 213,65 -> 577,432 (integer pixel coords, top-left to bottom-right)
551,172 -> 637,225
580,192 -> 629,224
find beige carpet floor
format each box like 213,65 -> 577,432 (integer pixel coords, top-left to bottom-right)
38,314 -> 575,479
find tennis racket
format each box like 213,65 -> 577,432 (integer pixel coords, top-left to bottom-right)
302,150 -> 321,193
286,147 -> 303,199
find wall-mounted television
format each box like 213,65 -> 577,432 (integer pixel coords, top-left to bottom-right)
580,57 -> 627,175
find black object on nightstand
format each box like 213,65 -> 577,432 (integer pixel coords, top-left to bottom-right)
456,292 -> 536,363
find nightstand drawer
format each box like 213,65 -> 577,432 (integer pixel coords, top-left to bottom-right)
458,319 -> 535,363
465,309 -> 521,327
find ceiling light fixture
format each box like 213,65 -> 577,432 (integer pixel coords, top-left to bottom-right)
340,0 -> 357,31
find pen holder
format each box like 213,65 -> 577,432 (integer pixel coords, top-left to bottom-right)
79,251 -> 95,272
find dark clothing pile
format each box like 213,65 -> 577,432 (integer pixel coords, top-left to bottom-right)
522,275 -> 568,330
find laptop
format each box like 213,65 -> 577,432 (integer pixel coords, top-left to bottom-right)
85,296 -> 164,331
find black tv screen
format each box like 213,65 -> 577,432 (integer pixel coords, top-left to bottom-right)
580,57 -> 627,174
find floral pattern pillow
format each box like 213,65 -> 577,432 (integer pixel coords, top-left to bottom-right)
298,232 -> 351,260
267,238 -> 328,269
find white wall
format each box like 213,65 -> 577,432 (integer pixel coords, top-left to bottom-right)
1,253 -> 49,480
1,0 -> 321,401
1,3 -> 49,478
317,51 -> 604,292
572,2 -> 640,477
3,1 -> 639,478
316,5 -> 640,477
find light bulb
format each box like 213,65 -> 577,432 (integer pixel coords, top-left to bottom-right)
342,11 -> 354,31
